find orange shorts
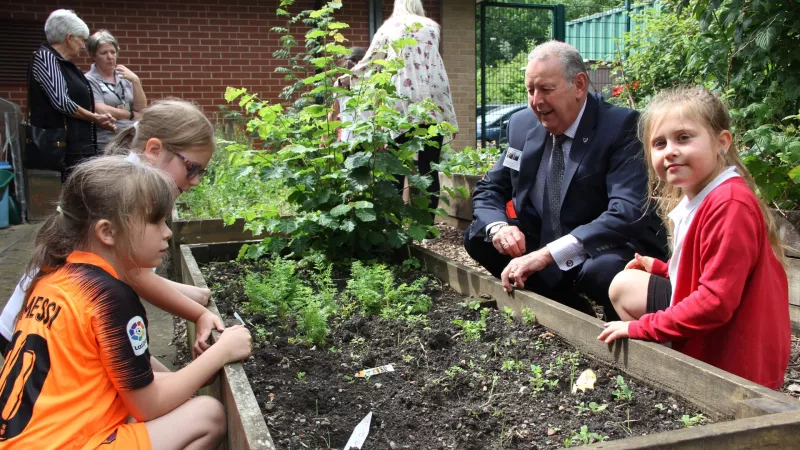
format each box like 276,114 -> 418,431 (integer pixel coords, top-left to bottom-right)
95,423 -> 152,450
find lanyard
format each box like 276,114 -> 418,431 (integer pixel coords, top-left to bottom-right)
102,79 -> 126,105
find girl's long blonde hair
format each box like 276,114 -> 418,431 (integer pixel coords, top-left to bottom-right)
105,98 -> 214,157
639,86 -> 786,265
23,157 -> 177,306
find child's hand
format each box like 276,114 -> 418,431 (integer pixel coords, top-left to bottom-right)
597,321 -> 631,344
193,312 -> 225,359
624,253 -> 655,273
216,325 -> 253,364
186,286 -> 211,306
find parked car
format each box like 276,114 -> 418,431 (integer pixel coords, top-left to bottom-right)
476,103 -> 528,144
476,104 -> 502,118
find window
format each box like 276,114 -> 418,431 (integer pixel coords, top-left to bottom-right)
0,20 -> 45,84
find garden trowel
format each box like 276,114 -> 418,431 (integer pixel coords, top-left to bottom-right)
343,411 -> 372,450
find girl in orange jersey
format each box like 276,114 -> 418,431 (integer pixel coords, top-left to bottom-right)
2,99 -> 222,359
0,157 -> 252,449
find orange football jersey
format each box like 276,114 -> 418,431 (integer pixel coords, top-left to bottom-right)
0,251 -> 153,449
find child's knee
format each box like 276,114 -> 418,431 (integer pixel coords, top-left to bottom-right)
193,396 -> 226,435
608,270 -> 635,305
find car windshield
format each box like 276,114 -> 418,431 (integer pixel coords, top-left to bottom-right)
477,104 -> 527,127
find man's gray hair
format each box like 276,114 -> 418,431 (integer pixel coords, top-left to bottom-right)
87,29 -> 120,56
44,9 -> 89,44
528,41 -> 586,84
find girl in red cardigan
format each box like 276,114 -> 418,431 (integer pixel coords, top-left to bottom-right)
597,87 -> 790,389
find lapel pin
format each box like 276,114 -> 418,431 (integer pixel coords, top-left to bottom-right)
582,137 -> 589,143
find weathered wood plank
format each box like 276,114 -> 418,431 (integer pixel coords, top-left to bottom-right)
181,246 -> 275,450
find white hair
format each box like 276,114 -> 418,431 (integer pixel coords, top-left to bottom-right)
45,9 -> 89,44
528,41 -> 586,85
392,0 -> 426,18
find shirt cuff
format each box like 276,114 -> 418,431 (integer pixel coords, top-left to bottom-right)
484,221 -> 508,241
546,234 -> 587,271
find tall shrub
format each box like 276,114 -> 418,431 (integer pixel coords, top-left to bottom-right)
227,0 -> 455,259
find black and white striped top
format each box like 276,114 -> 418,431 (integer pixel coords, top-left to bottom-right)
31,47 -> 79,116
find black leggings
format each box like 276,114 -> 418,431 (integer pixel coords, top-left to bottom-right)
392,129 -> 444,224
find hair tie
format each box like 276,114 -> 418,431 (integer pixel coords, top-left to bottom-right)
56,205 -> 63,214
133,121 -> 139,129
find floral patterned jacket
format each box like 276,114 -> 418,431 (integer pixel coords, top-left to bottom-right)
353,15 -> 459,136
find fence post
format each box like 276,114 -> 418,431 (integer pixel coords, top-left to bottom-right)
625,0 -> 632,34
553,4 -> 566,42
479,1 -> 487,149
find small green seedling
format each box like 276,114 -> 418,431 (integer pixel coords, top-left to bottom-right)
679,413 -> 706,428
521,307 -> 536,325
296,372 -> 306,382
534,339 -> 545,350
613,375 -> 633,401
500,360 -> 525,372
452,308 -> 488,342
564,425 -> 608,447
502,306 -> 515,324
653,403 -> 666,411
575,402 -> 608,416
402,354 -> 415,363
445,365 -> 467,379
460,300 -> 482,310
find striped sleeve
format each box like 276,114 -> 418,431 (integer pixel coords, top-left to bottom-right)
31,49 -> 79,116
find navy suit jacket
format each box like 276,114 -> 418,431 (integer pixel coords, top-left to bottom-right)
469,93 -> 667,260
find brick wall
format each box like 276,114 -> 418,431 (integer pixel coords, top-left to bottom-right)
441,0 -> 476,150
0,0 -> 379,116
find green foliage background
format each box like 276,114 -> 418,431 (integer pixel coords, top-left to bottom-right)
612,0 -> 800,209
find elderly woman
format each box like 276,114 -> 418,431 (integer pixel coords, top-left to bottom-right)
27,9 -> 115,181
84,30 -> 146,151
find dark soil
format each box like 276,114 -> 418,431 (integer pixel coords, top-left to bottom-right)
200,260 -> 719,450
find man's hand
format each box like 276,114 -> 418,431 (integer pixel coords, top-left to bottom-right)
193,311 -> 225,359
624,253 -> 655,272
492,225 -> 526,257
597,321 -> 630,344
500,248 -> 554,292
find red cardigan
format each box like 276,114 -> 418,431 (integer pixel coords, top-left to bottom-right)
628,178 -> 790,389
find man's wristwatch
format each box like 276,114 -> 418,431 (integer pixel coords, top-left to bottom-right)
487,223 -> 508,241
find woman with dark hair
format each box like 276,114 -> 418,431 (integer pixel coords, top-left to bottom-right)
27,9 -> 115,180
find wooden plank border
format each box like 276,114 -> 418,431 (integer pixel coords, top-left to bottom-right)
180,245 -> 275,450
407,245 -> 800,421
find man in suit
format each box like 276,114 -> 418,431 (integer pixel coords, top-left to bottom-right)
464,41 -> 667,320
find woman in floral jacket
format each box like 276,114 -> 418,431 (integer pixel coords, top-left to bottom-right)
349,0 -> 458,222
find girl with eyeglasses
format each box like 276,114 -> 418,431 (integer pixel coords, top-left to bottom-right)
1,99 -> 222,363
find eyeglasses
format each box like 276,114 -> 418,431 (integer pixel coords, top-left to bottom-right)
172,151 -> 206,180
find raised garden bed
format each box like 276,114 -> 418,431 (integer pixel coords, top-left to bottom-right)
179,241 -> 800,449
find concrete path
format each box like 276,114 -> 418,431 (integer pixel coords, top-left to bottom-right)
0,223 -> 175,369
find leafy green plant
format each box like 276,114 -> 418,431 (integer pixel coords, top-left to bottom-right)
242,257 -> 306,323
180,135 -> 293,222
296,371 -> 306,382
679,413 -> 706,428
521,307 -> 536,325
346,261 -> 432,322
575,402 -> 608,416
563,425 -> 608,448
434,145 -> 501,176
613,375 -> 633,401
500,360 -> 525,373
228,0 -> 456,260
452,308 -> 489,342
653,402 -> 666,412
613,1 -> 800,209
529,364 -> 558,396
502,306 -> 515,324
564,350 -> 580,393
445,365 -> 467,379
